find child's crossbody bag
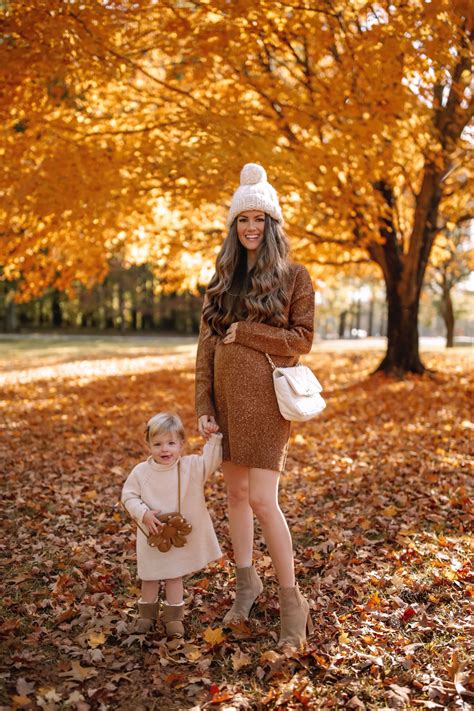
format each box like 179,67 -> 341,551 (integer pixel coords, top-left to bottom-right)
122,460 -> 192,553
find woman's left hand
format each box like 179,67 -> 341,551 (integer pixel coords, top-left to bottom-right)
223,322 -> 239,344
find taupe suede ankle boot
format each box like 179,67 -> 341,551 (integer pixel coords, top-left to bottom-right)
278,585 -> 313,647
129,599 -> 158,634
162,602 -> 185,650
223,565 -> 263,624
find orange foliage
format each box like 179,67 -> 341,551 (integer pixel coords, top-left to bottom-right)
0,0 -> 472,304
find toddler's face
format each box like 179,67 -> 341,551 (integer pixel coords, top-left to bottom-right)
148,431 -> 184,466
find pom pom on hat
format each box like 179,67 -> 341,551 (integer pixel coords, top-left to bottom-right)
240,163 -> 267,185
227,163 -> 283,227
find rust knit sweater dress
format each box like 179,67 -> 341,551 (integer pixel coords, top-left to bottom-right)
195,262 -> 315,471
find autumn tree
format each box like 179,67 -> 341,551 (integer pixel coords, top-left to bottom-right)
426,224 -> 474,347
1,1 -> 472,374
166,0 -> 473,374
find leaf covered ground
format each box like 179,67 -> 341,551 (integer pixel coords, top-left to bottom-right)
1,341 -> 472,710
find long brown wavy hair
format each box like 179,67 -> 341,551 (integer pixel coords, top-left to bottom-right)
202,214 -> 291,337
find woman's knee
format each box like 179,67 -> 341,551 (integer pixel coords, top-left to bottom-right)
223,461 -> 250,507
226,482 -> 250,507
248,494 -> 279,523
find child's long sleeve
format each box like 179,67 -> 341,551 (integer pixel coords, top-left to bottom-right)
200,433 -> 223,482
121,468 -> 149,523
233,266 -> 315,357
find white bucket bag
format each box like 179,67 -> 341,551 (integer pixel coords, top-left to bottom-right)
265,353 -> 326,422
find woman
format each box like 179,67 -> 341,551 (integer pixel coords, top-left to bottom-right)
195,163 -> 315,646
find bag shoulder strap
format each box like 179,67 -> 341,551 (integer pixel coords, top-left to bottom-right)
265,353 -> 277,370
121,460 -> 182,539
265,353 -> 300,371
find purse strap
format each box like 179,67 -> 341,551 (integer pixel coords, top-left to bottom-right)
265,353 -> 277,370
265,353 -> 300,371
121,460 -> 182,539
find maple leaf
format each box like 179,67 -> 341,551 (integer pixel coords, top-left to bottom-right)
203,627 -> 226,647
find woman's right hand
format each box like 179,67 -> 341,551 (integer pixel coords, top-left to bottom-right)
198,415 -> 219,439
143,510 -> 163,535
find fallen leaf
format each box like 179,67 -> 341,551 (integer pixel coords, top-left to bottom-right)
58,661 -> 98,682
231,649 -> 252,671
87,631 -> 106,648
203,627 -> 226,647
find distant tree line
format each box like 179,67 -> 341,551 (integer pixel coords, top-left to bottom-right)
0,264 -> 203,335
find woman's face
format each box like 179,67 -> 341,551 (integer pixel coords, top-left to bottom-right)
236,210 -> 265,253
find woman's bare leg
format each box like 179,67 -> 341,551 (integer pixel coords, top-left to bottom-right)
222,460 -> 254,567
248,468 -> 295,588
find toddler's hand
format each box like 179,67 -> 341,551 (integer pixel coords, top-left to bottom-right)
198,415 -> 219,440
143,510 -> 163,535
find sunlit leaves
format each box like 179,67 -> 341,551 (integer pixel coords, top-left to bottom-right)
1,0 -> 471,304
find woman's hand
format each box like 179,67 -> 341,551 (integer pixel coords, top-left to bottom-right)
223,322 -> 239,344
143,510 -> 163,536
198,415 -> 219,440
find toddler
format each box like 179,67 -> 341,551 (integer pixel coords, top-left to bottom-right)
121,412 -> 222,647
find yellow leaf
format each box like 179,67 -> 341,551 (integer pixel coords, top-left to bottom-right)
11,696 -> 31,708
203,627 -> 226,646
366,592 -> 381,609
382,505 -> 398,517
338,631 -> 350,645
87,631 -> 106,648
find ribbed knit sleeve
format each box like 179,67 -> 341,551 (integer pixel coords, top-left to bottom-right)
195,309 -> 218,418
121,467 -> 149,523
234,265 -> 315,356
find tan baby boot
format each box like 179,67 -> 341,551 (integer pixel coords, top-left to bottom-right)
162,601 -> 185,650
129,599 -> 158,634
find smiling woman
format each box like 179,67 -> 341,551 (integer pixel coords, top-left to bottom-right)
195,163 -> 315,648
236,210 -> 265,262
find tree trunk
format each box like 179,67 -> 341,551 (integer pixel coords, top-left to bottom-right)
375,284 -> 425,375
370,170 -> 442,375
51,290 -> 63,328
338,311 -> 347,338
355,298 -> 362,335
440,287 -> 455,348
4,298 -> 17,332
367,295 -> 374,337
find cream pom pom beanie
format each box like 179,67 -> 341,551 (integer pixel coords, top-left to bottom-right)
226,163 -> 283,228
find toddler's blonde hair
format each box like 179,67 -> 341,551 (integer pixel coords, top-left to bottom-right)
145,412 -> 185,442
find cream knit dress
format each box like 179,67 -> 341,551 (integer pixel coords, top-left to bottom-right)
195,263 -> 314,471
121,434 -> 223,580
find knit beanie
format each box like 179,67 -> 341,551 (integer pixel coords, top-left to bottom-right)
226,163 -> 283,228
